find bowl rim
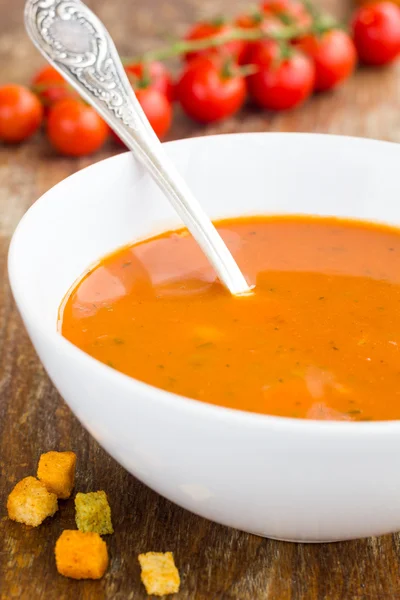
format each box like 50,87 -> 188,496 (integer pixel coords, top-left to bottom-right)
8,131 -> 400,435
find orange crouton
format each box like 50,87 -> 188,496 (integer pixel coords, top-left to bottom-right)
37,451 -> 76,499
55,530 -> 108,579
7,476 -> 58,527
138,552 -> 180,596
75,491 -> 113,534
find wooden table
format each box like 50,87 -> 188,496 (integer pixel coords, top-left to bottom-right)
1,0 -> 400,597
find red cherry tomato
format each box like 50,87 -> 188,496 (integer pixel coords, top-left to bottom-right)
47,98 -> 108,156
125,61 -> 174,102
177,57 -> 246,123
235,10 -> 282,33
297,30 -> 357,91
184,22 -> 246,63
247,41 -> 315,110
352,2 -> 400,65
0,84 -> 43,143
235,12 -> 283,64
32,65 -> 74,113
135,87 -> 172,138
262,0 -> 312,28
112,79 -> 172,147
235,10 -> 266,30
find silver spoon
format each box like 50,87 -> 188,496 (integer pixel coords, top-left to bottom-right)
24,0 -> 251,296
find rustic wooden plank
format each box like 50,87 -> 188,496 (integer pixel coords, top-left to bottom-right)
2,0 -> 400,598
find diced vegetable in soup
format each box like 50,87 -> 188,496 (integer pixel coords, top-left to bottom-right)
60,216 -> 400,421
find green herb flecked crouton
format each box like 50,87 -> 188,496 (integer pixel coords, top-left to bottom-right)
74,491 -> 113,535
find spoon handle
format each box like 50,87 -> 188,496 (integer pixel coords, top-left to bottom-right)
25,0 -> 251,296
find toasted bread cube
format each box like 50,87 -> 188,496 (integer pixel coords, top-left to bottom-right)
138,552 -> 180,596
75,491 -> 113,535
55,530 -> 108,579
7,476 -> 58,527
37,451 -> 77,499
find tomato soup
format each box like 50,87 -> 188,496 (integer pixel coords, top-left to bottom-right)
60,216 -> 400,421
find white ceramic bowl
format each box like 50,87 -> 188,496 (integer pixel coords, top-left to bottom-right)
8,133 -> 400,542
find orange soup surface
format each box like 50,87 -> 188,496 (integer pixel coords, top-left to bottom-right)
60,216 -> 400,421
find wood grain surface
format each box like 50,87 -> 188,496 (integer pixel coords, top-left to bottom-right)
1,0 -> 400,598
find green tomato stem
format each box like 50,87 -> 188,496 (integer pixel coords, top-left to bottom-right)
122,16 -> 339,65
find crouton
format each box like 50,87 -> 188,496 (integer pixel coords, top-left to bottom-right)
138,552 -> 180,596
55,530 -> 108,579
75,490 -> 113,535
7,476 -> 58,527
37,451 -> 77,499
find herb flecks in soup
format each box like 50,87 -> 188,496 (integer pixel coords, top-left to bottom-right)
60,216 -> 400,421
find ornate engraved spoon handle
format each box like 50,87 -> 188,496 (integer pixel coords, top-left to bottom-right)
24,0 -> 251,296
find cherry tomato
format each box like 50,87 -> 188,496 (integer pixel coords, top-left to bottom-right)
184,21 -> 246,63
47,98 -> 108,156
0,84 -> 43,143
247,41 -> 315,110
125,61 -> 174,102
32,65 -> 74,113
135,87 -> 172,138
297,30 -> 357,91
235,11 -> 282,32
177,57 -> 246,123
235,12 -> 283,64
112,80 -> 172,147
352,2 -> 400,65
235,10 -> 265,30
262,0 -> 312,28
